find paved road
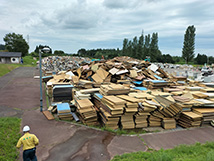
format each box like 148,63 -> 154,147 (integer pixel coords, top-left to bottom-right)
0,67 -> 146,161
0,67 -> 43,110
1,67 -> 214,161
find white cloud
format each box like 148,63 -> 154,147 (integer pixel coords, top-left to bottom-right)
0,0 -> 213,56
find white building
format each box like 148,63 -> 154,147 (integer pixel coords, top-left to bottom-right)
0,52 -> 22,64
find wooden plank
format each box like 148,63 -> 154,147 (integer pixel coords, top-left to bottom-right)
80,88 -> 100,94
43,111 -> 55,120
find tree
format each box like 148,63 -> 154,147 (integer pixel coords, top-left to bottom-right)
127,40 -> 133,57
95,51 -> 103,59
54,50 -> 65,56
0,44 -> 5,50
34,45 -> 52,54
149,33 -> 159,61
208,56 -> 214,65
132,36 -> 138,58
172,56 -> 183,63
78,48 -> 87,56
194,53 -> 207,65
144,34 -> 150,58
122,38 -> 129,56
3,33 -> 29,57
163,54 -> 174,63
138,33 -> 144,59
182,25 -> 196,64
30,52 -> 39,57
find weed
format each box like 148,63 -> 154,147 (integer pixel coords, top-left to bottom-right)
206,151 -> 214,161
111,142 -> 214,161
0,117 -> 21,161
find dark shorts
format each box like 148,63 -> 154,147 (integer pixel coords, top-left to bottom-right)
23,147 -> 37,161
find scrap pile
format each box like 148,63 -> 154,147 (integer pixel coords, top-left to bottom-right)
118,95 -> 139,129
100,95 -> 125,129
162,118 -> 176,129
42,56 -> 91,72
75,99 -> 98,126
178,111 -> 202,128
192,108 -> 214,124
68,56 -> 170,90
153,96 -> 182,117
42,56 -> 214,131
101,96 -> 125,115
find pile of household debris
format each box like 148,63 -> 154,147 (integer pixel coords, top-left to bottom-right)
42,56 -> 214,130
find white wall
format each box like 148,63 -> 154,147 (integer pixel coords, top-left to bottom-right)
0,58 -> 6,63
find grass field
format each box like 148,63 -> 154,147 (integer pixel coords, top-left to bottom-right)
111,142 -> 214,161
0,117 -> 21,161
0,56 -> 37,77
0,64 -> 20,77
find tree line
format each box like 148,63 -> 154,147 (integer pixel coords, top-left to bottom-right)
77,32 -> 162,62
122,32 -> 162,62
30,45 -> 70,57
1,26 -> 214,65
77,48 -> 120,59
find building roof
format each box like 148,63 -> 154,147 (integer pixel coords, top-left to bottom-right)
0,52 -> 22,57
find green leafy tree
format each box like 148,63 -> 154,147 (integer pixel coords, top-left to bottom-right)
182,25 -> 196,64
172,56 -> 183,63
122,38 -> 129,56
3,33 -> 29,57
78,48 -> 87,57
0,44 -> 5,50
194,53 -> 207,65
54,50 -> 64,56
208,56 -> 214,65
95,51 -> 103,59
164,54 -> 174,63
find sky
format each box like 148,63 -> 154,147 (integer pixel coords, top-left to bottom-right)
0,0 -> 213,56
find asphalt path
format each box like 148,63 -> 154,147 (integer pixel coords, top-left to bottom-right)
1,67 -> 214,161
0,67 -> 146,161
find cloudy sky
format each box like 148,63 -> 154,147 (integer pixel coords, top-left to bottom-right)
0,0 -> 213,56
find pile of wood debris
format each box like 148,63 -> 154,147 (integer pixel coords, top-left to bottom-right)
42,56 -> 214,130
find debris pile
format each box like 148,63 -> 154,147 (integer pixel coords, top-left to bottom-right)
42,56 -> 214,131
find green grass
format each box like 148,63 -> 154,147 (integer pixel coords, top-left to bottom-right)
22,56 -> 38,66
100,127 -> 148,135
0,56 -> 37,77
0,117 -> 21,161
0,64 -> 20,77
111,142 -> 214,161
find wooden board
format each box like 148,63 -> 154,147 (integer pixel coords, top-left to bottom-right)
43,111 -> 55,120
117,95 -> 140,103
193,108 -> 214,113
76,99 -> 94,108
102,95 -> 126,105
